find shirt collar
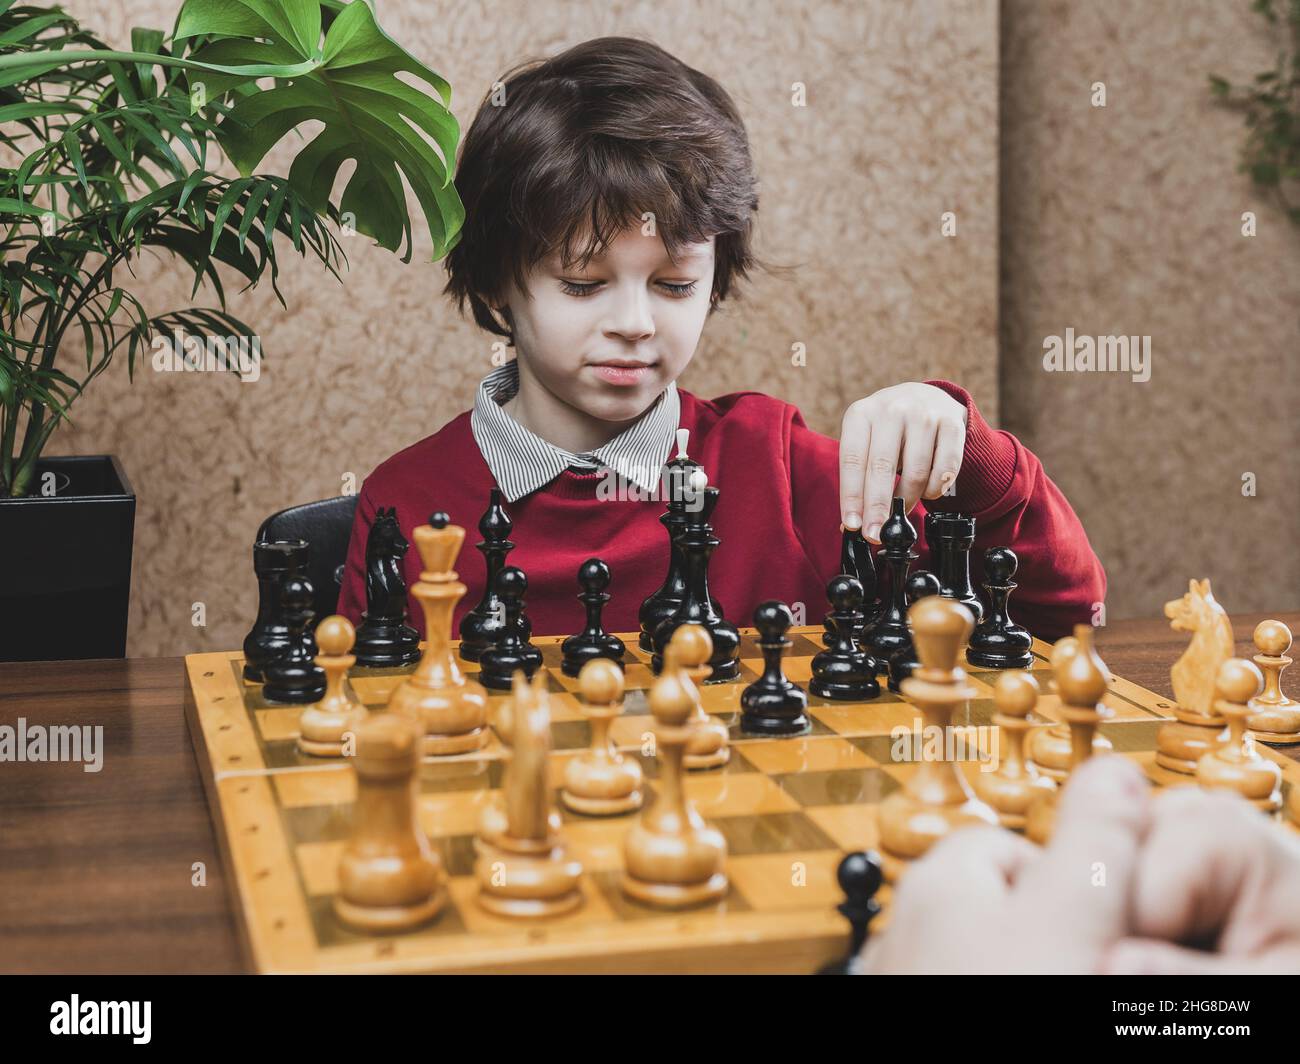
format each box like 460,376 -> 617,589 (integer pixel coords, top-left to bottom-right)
470,359 -> 680,503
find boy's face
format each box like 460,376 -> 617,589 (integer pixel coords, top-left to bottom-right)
497,227 -> 716,425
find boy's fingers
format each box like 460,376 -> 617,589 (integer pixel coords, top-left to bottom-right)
1015,756 -> 1149,939
924,417 -> 965,499
861,412 -> 903,542
897,417 -> 937,515
838,405 -> 871,531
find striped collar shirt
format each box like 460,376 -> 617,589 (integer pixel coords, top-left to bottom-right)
469,359 -> 681,503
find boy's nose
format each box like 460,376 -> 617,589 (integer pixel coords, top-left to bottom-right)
605,288 -> 655,341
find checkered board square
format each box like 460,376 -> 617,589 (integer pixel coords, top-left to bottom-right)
183,626 -> 1300,973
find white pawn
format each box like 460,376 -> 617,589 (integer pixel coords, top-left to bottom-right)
561,659 -> 643,815
1247,620 -> 1300,745
298,616 -> 367,757
972,671 -> 1056,830
1197,658 -> 1282,813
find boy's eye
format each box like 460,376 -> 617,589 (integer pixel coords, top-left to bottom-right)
558,280 -> 600,297
660,281 -> 698,298
558,280 -> 699,299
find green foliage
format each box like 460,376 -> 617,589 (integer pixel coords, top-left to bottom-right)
1209,0 -> 1300,226
176,0 -> 463,260
0,1 -> 463,497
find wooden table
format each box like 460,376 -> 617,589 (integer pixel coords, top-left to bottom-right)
2,612 -> 1296,974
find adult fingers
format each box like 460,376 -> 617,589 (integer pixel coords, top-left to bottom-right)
858,826 -> 1039,975
905,824 -> 1040,902
1014,756 -> 1150,943
1128,787 -> 1273,948
1101,937 -> 1300,976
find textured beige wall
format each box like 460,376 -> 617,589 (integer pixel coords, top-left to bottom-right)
44,0 -> 1000,657
1001,0 -> 1300,621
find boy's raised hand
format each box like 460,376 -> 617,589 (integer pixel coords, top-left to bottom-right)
839,382 -> 968,543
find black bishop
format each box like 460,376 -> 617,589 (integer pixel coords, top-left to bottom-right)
863,497 -> 917,664
458,488 -> 515,662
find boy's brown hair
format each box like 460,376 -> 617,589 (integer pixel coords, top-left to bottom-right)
443,36 -> 764,345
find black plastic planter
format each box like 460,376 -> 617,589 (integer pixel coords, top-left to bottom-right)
0,455 -> 136,662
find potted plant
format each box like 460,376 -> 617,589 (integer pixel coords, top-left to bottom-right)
1209,0 -> 1300,225
0,0 -> 463,660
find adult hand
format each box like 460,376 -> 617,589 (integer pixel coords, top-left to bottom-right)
859,757 -> 1150,973
1101,786 -> 1300,975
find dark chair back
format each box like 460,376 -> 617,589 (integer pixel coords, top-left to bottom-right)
256,495 -> 360,621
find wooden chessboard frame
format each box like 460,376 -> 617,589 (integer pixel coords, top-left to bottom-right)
183,626 -> 1300,974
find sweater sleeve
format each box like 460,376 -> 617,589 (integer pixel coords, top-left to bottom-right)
923,379 -> 1106,640
786,405 -> 849,590
335,483 -> 377,626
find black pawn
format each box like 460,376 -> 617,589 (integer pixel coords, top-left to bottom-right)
967,547 -> 1034,669
353,506 -> 421,668
817,851 -> 883,975
262,573 -> 326,704
823,525 -> 880,648
864,497 -> 917,662
810,576 -> 880,701
924,511 -> 984,626
242,539 -> 309,682
887,570 -> 942,692
561,558 -> 627,677
478,566 -> 543,690
740,601 -> 810,736
459,489 -> 516,662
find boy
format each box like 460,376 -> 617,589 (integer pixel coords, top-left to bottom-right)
337,36 -> 1104,642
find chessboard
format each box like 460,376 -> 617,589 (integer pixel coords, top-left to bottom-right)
183,625 -> 1300,975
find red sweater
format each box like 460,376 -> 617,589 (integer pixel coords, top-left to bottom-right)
336,381 -> 1105,643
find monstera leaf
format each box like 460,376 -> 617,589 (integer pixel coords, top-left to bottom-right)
174,0 -> 463,260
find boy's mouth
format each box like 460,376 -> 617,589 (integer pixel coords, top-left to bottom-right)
588,359 -> 655,386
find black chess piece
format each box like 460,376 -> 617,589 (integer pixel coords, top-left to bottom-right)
924,511 -> 984,626
459,489 -> 516,662
352,506 -> 421,668
863,497 -> 917,663
650,485 -> 740,681
638,441 -> 723,650
817,850 -> 884,975
561,558 -> 627,677
810,575 -> 880,700
887,570 -> 942,692
966,547 -> 1034,669
478,565 -> 543,690
243,539 -> 310,682
740,601 -> 810,736
823,525 -> 880,648
262,573 -> 326,704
